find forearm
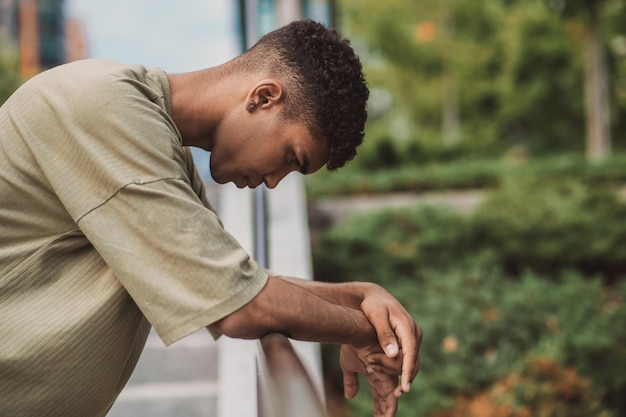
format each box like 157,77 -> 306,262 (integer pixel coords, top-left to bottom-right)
277,275 -> 381,310
279,275 -> 422,393
211,275 -> 378,347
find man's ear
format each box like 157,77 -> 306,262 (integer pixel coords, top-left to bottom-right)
246,79 -> 284,112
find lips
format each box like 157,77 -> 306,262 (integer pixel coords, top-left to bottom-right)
233,177 -> 246,188
235,177 -> 263,189
247,177 -> 265,189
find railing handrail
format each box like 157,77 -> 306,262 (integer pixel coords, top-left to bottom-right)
257,334 -> 327,417
217,175 -> 325,417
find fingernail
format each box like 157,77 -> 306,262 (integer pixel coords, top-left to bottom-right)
386,344 -> 398,355
366,367 -> 374,374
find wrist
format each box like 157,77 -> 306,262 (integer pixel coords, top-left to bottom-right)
356,281 -> 384,307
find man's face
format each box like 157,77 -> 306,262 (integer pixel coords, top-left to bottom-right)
209,108 -> 329,189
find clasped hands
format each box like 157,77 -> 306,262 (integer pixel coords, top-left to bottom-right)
340,285 -> 422,417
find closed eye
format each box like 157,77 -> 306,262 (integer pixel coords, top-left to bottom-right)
291,154 -> 301,168
290,150 -> 309,174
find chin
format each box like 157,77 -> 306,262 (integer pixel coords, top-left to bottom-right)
210,173 -> 228,185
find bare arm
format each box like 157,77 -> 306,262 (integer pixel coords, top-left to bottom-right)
209,274 -> 412,417
276,276 -> 421,393
209,275 -> 378,346
277,276 -> 376,308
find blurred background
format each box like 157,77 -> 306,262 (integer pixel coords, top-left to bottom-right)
1,0 -> 625,416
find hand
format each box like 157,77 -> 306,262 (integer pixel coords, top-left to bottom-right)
340,344 -> 402,417
359,284 -> 423,393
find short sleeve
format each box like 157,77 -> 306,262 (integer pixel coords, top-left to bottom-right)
78,177 -> 268,345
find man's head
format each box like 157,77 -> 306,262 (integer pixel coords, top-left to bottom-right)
233,19 -> 369,170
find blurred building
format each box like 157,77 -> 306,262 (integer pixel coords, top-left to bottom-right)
239,0 -> 336,50
0,0 -> 86,78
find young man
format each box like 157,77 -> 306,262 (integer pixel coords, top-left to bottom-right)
0,20 -> 422,417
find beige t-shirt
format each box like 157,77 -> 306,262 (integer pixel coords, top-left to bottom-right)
0,59 -> 268,416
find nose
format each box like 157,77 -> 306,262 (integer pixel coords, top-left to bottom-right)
264,168 -> 294,189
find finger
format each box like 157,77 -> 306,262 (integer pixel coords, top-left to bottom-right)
365,353 -> 403,375
364,309 -> 400,358
394,321 -> 422,392
384,395 -> 399,417
393,380 -> 406,398
366,373 -> 399,417
366,363 -> 401,376
342,369 -> 360,399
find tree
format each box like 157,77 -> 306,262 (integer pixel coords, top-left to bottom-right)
338,0 -> 504,149
544,0 -> 617,161
337,0 -> 625,164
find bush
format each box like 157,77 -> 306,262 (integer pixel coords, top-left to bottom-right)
306,153 -> 626,198
320,264 -> 626,417
313,174 -> 626,416
313,172 -> 626,283
307,158 -> 506,198
471,175 -> 626,282
433,354 -> 611,417
313,204 -> 469,285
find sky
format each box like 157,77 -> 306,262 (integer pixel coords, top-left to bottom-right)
65,0 -> 242,72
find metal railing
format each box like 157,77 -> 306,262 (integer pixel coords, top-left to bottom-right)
257,334 -> 327,417
221,4 -> 331,413
218,175 -> 326,417
254,184 -> 326,417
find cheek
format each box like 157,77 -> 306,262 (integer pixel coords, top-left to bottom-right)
209,143 -> 249,180
208,155 -> 226,183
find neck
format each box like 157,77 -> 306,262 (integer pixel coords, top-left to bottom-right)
167,65 -> 244,150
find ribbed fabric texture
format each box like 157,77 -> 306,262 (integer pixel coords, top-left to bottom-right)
0,59 -> 268,416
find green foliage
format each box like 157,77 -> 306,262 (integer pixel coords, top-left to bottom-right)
471,174 -> 626,281
496,3 -> 585,151
0,46 -> 23,105
437,352 -> 612,417
503,355 -> 610,417
313,172 -> 626,415
322,4 -> 626,412
337,0 -> 626,168
309,157 -> 504,197
606,1 -> 626,142
308,153 -> 626,198
320,263 -> 626,416
313,170 -> 626,283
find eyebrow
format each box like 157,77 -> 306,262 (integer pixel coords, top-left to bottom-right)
299,152 -> 310,175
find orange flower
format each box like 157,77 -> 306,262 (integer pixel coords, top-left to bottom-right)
442,335 -> 459,353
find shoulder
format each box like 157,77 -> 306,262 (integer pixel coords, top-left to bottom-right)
5,60 -> 156,117
14,59 -> 161,108
69,59 -> 161,102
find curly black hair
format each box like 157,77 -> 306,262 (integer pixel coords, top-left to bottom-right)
240,20 -> 369,170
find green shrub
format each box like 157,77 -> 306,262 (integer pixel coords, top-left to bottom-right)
313,173 -> 626,283
312,205 -> 470,285
470,175 -> 626,282
313,174 -> 626,416
433,353 -> 612,417
307,158 -> 506,198
306,153 -> 626,198
322,265 -> 626,417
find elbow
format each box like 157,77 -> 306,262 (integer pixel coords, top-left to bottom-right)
210,313 -> 268,340
209,297 -> 277,340
209,276 -> 294,340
